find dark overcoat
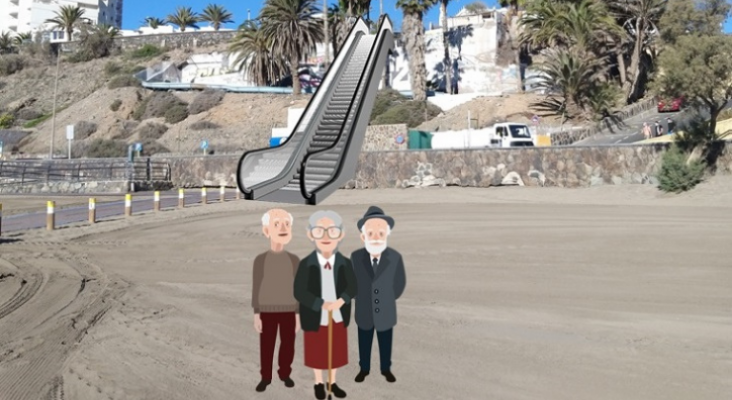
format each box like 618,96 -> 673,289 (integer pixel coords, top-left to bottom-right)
350,247 -> 406,332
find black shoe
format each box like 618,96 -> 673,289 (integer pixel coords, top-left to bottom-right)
255,380 -> 271,392
381,370 -> 396,383
314,383 -> 326,400
281,377 -> 295,388
330,382 -> 347,398
354,370 -> 369,382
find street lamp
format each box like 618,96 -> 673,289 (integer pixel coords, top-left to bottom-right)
49,48 -> 60,159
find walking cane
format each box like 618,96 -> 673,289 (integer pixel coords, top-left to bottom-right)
327,309 -> 333,400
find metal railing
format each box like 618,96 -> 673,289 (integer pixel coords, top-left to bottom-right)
0,158 -> 171,185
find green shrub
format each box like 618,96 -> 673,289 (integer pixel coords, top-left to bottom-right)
134,92 -> 187,121
658,144 -> 705,193
16,108 -> 42,120
108,74 -> 140,89
104,61 -> 122,76
110,99 -> 122,111
140,139 -> 170,155
0,54 -> 25,76
164,104 -> 188,124
23,113 -> 51,128
188,89 -> 225,115
129,44 -> 163,59
85,138 -> 128,158
74,121 -> 97,139
189,120 -> 220,130
112,120 -> 139,139
137,122 -> 168,140
370,88 -> 407,122
371,100 -> 442,127
0,113 -> 14,128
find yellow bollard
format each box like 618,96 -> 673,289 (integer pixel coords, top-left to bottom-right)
46,201 -> 55,230
220,185 -> 226,203
154,191 -> 161,212
201,187 -> 207,205
178,188 -> 185,208
236,188 -> 241,200
125,194 -> 132,217
88,198 -> 96,224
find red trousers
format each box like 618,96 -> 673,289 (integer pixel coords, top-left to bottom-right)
260,312 -> 296,380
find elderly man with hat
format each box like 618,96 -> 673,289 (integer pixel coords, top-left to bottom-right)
351,206 -> 407,384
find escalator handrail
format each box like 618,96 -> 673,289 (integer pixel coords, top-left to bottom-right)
299,15 -> 393,200
236,18 -> 367,197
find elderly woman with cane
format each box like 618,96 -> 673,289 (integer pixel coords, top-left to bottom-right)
294,210 -> 357,400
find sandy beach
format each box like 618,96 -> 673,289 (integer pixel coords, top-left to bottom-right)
1,179 -> 731,400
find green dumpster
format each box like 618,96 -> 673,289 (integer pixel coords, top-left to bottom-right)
408,130 -> 433,149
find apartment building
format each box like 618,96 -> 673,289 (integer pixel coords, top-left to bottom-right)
1,0 -> 123,41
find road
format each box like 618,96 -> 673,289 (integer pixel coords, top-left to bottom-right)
576,109 -> 686,145
0,189 -> 237,233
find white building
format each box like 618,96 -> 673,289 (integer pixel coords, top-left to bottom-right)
0,0 -> 123,41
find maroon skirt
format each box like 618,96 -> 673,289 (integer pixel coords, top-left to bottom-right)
303,322 -> 348,369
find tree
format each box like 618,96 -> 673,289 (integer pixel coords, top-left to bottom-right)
201,4 -> 234,31
440,0 -> 453,94
397,0 -> 437,101
13,32 -> 32,46
166,7 -> 200,32
0,31 -> 14,54
45,5 -> 85,42
72,23 -> 120,61
653,34 -> 732,145
231,20 -> 283,86
464,1 -> 488,14
260,0 -> 323,95
143,17 -> 166,29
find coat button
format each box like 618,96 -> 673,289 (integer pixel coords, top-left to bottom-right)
375,308 -> 380,313
374,299 -> 379,304
374,289 -> 379,294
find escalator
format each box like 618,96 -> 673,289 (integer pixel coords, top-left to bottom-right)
236,15 -> 395,205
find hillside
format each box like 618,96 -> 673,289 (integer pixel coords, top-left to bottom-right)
0,46 -> 548,157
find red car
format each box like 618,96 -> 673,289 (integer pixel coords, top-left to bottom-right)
658,97 -> 683,112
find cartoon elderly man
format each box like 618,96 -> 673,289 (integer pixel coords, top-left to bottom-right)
294,210 -> 357,400
351,206 -> 406,384
251,209 -> 301,393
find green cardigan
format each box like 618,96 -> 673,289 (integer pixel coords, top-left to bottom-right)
293,251 -> 358,332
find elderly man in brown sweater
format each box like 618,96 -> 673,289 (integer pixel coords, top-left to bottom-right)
251,208 -> 301,393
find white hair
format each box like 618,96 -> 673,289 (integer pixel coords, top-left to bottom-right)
308,210 -> 343,230
361,224 -> 391,236
262,211 -> 294,226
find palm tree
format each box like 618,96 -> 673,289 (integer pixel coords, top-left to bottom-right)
327,4 -> 345,58
260,0 -> 323,95
231,20 -> 283,86
45,5 -> 85,41
440,0 -> 453,94
143,17 -> 166,29
609,0 -> 666,103
396,0 -> 437,101
166,6 -> 200,32
13,32 -> 32,46
201,4 -> 234,31
0,31 -> 14,54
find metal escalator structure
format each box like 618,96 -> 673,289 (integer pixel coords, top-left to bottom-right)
236,16 -> 395,205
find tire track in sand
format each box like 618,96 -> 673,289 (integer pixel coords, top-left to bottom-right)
0,260 -> 44,321
0,253 -> 127,400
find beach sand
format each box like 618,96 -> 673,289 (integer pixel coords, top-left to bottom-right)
1,179 -> 731,400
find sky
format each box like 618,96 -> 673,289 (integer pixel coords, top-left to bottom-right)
121,0 -> 732,33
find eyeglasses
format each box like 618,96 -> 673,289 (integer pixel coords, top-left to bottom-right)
310,226 -> 342,239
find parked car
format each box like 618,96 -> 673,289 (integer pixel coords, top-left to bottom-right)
658,97 -> 683,112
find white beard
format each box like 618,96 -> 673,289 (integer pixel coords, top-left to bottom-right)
365,240 -> 387,255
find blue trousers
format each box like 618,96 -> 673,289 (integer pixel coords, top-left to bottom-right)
358,327 -> 393,372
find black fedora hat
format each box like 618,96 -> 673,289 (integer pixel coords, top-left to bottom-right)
357,206 -> 394,231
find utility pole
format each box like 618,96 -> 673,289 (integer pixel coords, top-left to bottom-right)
247,9 -> 251,21
324,0 -> 330,68
49,50 -> 60,159
380,0 -> 383,16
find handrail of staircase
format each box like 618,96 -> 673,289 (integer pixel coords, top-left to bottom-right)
299,15 -> 393,201
236,18 -> 367,199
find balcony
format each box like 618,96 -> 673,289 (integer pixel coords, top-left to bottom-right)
9,11 -> 19,19
10,0 -> 19,4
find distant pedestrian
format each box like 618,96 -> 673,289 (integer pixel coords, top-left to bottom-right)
655,121 -> 664,137
667,118 -> 675,135
642,122 -> 651,140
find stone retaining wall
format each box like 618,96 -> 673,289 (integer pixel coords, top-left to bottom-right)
0,180 -> 129,194
60,31 -> 237,53
155,142 -> 732,189
363,124 -> 408,151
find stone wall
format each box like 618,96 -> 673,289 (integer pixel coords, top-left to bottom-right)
156,142 -> 732,189
363,124 -> 409,151
60,31 -> 237,53
0,180 -> 128,194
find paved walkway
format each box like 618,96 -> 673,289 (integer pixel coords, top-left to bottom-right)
0,189 -> 234,234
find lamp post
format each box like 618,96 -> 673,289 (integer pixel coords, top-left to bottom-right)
49,49 -> 60,159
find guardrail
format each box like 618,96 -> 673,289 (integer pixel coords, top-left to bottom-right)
0,158 -> 171,185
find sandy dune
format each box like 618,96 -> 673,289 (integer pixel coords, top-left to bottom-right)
1,180 -> 731,400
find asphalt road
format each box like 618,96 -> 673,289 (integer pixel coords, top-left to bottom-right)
576,109 -> 685,145
0,189 -> 237,234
